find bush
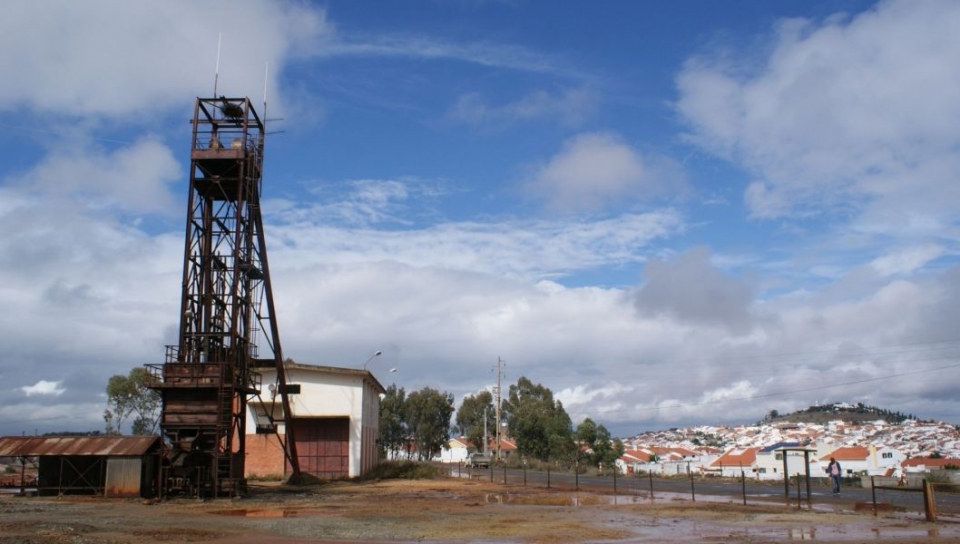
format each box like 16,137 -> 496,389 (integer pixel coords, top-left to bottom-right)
247,473 -> 284,482
360,460 -> 441,481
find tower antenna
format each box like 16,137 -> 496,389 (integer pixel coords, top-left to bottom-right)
213,33 -> 222,96
262,62 -> 269,125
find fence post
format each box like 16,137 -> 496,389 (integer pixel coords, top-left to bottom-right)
502,464 -> 507,485
648,470 -> 654,500
547,465 -> 551,489
871,476 -> 877,517
523,462 -> 527,487
575,459 -> 580,491
690,470 -> 695,502
613,466 -> 617,494
741,470 -> 747,506
782,455 -> 789,499
923,479 -> 937,522
796,474 -> 802,509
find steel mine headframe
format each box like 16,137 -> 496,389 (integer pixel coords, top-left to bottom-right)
146,96 -> 299,497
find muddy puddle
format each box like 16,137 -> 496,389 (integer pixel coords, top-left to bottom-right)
211,508 -> 335,517
612,515 -> 960,542
483,492 -> 648,506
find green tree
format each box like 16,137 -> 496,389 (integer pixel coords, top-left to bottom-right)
379,384 -> 408,459
455,390 -> 494,451
405,387 -> 455,461
503,376 -> 572,462
610,437 -> 626,466
575,418 -> 621,469
104,367 -> 160,435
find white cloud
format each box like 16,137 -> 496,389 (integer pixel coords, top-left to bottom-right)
0,400 -> 104,431
527,132 -> 683,212
0,1 -> 332,116
870,245 -> 945,276
448,87 -> 597,127
21,380 -> 65,396
676,0 -> 960,226
3,0 -> 960,438
316,35 -> 569,76
269,210 -> 683,280
7,138 -> 181,214
634,247 -> 757,332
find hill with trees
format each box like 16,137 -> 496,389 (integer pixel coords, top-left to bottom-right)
759,402 -> 919,426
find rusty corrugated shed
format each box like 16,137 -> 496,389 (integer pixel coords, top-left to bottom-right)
105,457 -> 143,497
0,436 -> 159,457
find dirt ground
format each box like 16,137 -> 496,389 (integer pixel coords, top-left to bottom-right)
1,477 -> 957,543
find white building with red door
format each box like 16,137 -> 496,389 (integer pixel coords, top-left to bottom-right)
244,362 -> 386,480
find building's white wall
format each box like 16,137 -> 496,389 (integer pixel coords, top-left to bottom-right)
246,366 -> 381,478
755,451 -> 815,481
435,439 -> 470,464
870,446 -> 906,475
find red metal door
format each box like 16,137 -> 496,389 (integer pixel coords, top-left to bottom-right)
289,418 -> 349,478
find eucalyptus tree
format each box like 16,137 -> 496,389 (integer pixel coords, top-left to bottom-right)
503,376 -> 572,462
404,387 -> 455,460
103,367 -> 160,435
455,390 -> 494,452
379,384 -> 408,459
576,417 -> 624,469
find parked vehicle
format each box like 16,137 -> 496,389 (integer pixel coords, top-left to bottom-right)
469,452 -> 491,468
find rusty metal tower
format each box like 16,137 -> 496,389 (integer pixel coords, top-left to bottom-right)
147,96 -> 299,496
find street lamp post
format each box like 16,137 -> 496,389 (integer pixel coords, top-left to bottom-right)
362,350 -> 383,370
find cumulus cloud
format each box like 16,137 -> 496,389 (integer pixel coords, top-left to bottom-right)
3,0 -> 960,439
21,380 -> 65,396
634,247 -> 757,332
676,0 -> 960,226
7,138 -> 181,214
0,1 -> 332,116
527,132 -> 683,212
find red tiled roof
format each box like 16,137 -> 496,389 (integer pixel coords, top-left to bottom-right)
711,447 -> 760,467
824,446 -> 869,461
620,449 -> 654,463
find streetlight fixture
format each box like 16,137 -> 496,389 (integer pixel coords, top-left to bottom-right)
362,350 -> 383,370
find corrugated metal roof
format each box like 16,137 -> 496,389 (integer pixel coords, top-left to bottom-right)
0,435 -> 160,457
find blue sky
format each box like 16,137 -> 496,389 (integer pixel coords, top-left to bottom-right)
3,0 -> 960,437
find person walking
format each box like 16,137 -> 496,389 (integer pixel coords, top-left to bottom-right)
826,457 -> 842,494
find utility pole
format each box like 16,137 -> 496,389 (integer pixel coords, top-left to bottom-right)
494,357 -> 503,460
482,406 -> 489,456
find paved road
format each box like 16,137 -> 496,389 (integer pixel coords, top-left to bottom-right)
453,465 -> 960,517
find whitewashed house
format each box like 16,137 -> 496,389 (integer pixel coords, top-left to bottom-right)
819,445 -> 905,476
244,362 -> 386,480
754,442 -> 815,481
434,437 -> 471,464
709,447 -> 761,478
